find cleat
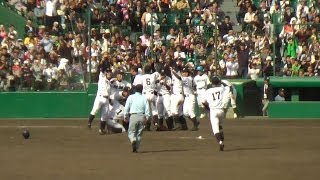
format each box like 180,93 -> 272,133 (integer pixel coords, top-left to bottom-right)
87,123 -> 92,129
99,129 -> 106,135
233,113 -> 238,118
132,141 -> 137,153
219,144 -> 224,151
199,113 -> 205,119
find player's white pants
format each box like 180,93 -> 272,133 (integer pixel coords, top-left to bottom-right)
143,91 -> 158,116
90,95 -> 109,121
209,108 -> 225,134
196,89 -> 206,108
157,94 -> 171,118
183,94 -> 196,118
170,94 -> 184,116
106,119 -> 126,132
107,104 -> 126,132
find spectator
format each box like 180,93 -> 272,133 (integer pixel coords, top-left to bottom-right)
176,0 -> 190,11
275,88 -> 285,101
248,62 -> 260,80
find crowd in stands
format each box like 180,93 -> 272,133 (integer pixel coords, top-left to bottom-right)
0,0 -> 320,91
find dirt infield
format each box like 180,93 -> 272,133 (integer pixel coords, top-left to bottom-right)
0,118 -> 320,180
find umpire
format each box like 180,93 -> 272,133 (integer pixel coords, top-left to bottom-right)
124,84 -> 151,153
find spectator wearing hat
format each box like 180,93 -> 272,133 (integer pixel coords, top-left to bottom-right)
261,76 -> 273,116
275,88 -> 285,101
248,61 -> 260,80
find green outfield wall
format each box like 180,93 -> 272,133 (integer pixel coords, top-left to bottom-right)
0,92 -> 88,118
0,79 -> 262,119
268,102 -> 320,119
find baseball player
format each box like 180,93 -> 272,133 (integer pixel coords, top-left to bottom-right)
142,65 -> 160,130
202,76 -> 229,151
87,69 -> 112,135
107,87 -> 130,133
181,68 -> 200,131
110,70 -> 132,96
193,66 -> 211,119
221,79 -> 239,118
170,67 -> 187,130
156,69 -> 173,130
131,66 -> 144,86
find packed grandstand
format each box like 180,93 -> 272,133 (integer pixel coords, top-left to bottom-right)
0,0 -> 319,91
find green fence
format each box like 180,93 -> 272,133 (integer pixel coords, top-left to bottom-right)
0,92 -> 88,118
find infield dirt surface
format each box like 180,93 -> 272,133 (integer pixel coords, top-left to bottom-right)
0,118 -> 320,180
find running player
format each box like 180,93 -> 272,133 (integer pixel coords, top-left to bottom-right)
142,65 -> 159,130
202,76 -> 229,151
193,66 -> 211,119
87,69 -> 112,135
181,68 -> 200,131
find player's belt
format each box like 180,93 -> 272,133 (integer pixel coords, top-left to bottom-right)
131,112 -> 144,115
158,93 -> 163,96
185,94 -> 194,97
100,95 -> 109,98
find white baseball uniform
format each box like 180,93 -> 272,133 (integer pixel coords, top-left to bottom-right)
108,91 -> 127,132
194,74 -> 211,108
90,72 -> 111,122
142,72 -> 159,116
204,85 -> 227,134
171,71 -> 184,116
156,76 -> 172,119
132,73 -> 144,86
221,79 -> 237,109
110,78 -> 132,96
182,76 -> 196,118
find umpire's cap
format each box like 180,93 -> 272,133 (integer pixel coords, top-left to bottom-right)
212,76 -> 221,85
